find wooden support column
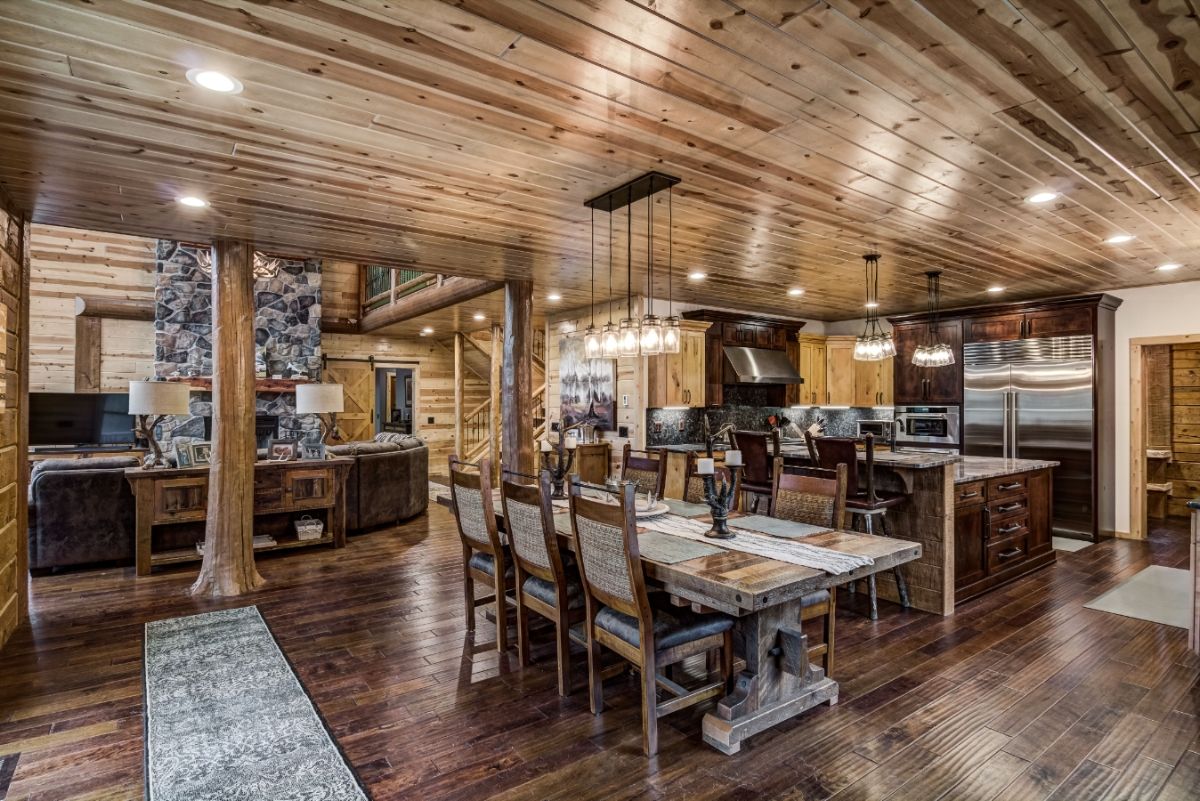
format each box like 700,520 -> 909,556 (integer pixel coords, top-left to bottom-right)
502,280 -> 534,476
454,333 -> 465,456
489,323 -> 502,480
192,239 -> 265,597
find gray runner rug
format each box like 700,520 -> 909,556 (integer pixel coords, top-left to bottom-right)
144,606 -> 369,801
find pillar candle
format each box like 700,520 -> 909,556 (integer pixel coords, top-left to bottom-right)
723,449 -> 743,466
540,439 -> 552,453
564,434 -> 578,450
696,457 -> 715,475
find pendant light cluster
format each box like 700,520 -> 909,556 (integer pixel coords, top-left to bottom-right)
913,270 -> 956,367
853,251 -> 895,361
583,172 -> 681,359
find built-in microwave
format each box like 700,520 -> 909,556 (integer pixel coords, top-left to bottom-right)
894,405 -> 960,448
856,419 -> 893,443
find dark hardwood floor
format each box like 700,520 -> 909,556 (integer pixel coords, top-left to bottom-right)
0,508 -> 1196,800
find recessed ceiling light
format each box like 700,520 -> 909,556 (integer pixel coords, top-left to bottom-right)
547,292 -> 561,302
186,68 -> 243,94
688,272 -> 706,281
1105,233 -> 1135,244
787,288 -> 805,297
1026,191 -> 1058,204
864,301 -> 879,309
473,312 -> 485,321
1158,263 -> 1181,272
421,326 -> 434,334
987,286 -> 1006,294
177,196 -> 208,208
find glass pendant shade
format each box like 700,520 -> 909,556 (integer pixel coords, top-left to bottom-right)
617,318 -> 641,357
662,317 -> 681,354
639,315 -> 663,355
911,270 -> 954,368
854,250 -> 894,362
600,322 -> 620,358
583,324 -> 602,358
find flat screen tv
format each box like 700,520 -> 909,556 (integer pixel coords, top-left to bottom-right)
29,392 -> 137,446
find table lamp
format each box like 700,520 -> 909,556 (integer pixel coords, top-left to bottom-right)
128,380 -> 191,468
296,383 -> 345,444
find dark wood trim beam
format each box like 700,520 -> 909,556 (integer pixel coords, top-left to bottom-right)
502,280 -> 534,476
73,295 -> 154,321
358,276 -> 503,333
73,316 -> 101,393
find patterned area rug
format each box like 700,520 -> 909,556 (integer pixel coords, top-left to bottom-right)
144,606 -> 369,801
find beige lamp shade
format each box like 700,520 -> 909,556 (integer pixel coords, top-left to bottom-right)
296,383 -> 344,414
128,380 -> 191,415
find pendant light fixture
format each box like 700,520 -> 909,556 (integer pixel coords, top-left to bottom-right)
617,186 -> 641,358
639,187 -> 663,356
583,207 -> 602,357
912,270 -> 955,367
600,211 -> 620,358
661,185 -> 681,354
853,250 -> 896,361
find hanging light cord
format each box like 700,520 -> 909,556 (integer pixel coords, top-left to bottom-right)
667,186 -> 673,318
626,187 -> 633,317
646,189 -> 653,315
607,208 -> 614,325
589,207 -> 595,328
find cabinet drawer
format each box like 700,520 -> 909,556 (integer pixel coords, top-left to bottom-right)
989,514 -> 1029,541
987,531 -> 1029,572
988,474 -> 1028,499
988,495 -> 1028,521
955,481 -> 986,507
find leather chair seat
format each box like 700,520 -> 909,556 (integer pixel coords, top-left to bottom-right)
594,605 -> 734,651
523,575 -> 584,610
468,550 -> 513,578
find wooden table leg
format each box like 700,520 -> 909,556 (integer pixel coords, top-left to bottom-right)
702,597 -> 838,755
134,481 -> 153,577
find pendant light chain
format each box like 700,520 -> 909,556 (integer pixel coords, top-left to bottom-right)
583,206 -> 601,356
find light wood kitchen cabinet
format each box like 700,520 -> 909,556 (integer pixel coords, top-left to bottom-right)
853,356 -> 893,407
824,336 -> 857,406
788,334 -> 828,406
647,321 -> 709,408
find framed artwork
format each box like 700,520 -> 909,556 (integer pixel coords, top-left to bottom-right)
190,441 -> 213,465
558,334 -> 615,430
403,374 -> 413,407
299,441 -> 326,461
174,443 -> 193,468
269,439 -> 300,461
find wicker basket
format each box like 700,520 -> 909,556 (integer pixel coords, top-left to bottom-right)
294,515 -> 325,541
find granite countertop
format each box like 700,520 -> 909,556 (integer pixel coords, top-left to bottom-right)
648,443 -> 726,453
952,456 -> 1060,484
777,445 -> 960,470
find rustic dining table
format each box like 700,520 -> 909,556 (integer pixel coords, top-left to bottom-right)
434,488 -> 922,754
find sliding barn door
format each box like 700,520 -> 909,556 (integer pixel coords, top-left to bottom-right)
322,359 -> 374,443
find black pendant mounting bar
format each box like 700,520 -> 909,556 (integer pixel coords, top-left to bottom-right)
584,171 -> 681,212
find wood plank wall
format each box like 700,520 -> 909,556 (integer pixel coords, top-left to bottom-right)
1168,344 -> 1200,518
28,225 -> 156,392
0,188 -> 29,648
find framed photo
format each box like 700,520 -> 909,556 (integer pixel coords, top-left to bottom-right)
190,440 -> 213,465
269,439 -> 300,461
174,443 -> 194,468
300,441 -> 326,461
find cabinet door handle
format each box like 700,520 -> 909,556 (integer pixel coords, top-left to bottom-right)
959,490 -> 980,500
997,547 -> 1023,560
997,482 -> 1022,491
998,523 -> 1023,535
997,502 -> 1022,513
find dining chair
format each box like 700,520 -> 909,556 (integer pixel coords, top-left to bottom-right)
620,443 -> 666,498
682,450 -> 741,508
569,478 -> 735,757
448,454 -> 514,653
500,468 -> 585,696
731,429 -> 780,512
804,432 -> 911,620
769,457 -> 847,677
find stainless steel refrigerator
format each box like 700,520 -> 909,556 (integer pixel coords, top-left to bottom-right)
963,336 -> 1096,539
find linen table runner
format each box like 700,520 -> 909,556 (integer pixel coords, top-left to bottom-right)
639,515 -> 874,575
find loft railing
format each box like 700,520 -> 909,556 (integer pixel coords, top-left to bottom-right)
361,266 -> 441,313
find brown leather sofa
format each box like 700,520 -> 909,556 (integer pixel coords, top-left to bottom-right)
328,435 -> 429,532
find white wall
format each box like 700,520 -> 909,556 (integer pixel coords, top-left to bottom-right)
1109,280 -> 1200,535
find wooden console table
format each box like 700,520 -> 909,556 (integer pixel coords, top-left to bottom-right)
126,457 -> 353,576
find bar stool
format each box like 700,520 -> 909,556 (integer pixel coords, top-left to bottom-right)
805,432 -> 911,620
731,429 -> 779,513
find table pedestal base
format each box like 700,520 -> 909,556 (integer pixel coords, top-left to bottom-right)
703,676 -> 838,754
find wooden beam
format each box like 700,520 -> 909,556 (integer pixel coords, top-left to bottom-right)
358,276 -> 503,333
73,295 -> 154,321
489,323 -> 502,482
454,332 -> 465,457
502,280 -> 534,476
73,316 -> 101,393
192,239 -> 265,598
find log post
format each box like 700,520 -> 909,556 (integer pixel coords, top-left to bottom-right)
454,332 -> 465,454
489,323 -> 502,481
503,280 -> 534,476
192,239 -> 265,597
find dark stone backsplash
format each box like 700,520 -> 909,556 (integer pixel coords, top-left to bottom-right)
646,405 -> 894,447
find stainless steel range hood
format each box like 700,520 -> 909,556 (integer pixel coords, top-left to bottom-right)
722,346 -> 804,384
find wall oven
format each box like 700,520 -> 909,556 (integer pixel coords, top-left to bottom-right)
894,405 -> 960,449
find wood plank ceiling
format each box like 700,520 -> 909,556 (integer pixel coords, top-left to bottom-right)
0,0 -> 1197,322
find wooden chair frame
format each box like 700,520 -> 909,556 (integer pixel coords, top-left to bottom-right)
569,479 -> 733,757
500,468 -> 585,696
449,454 -> 515,653
620,443 -> 667,498
731,428 -> 781,512
683,451 -> 741,509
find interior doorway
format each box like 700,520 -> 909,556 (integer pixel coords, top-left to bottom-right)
1130,334 -> 1200,540
375,366 -> 415,436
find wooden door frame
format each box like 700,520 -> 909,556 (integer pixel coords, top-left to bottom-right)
1129,334 -> 1200,539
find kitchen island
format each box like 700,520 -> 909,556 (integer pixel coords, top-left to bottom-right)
653,442 -> 1057,614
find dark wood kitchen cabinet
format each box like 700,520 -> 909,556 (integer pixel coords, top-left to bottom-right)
891,320 -> 963,404
964,304 -> 1093,343
683,309 -> 803,406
